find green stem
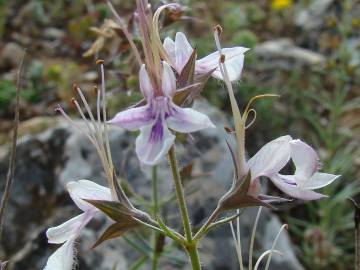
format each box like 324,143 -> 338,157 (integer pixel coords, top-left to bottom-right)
152,166 -> 158,215
151,166 -> 161,270
168,146 -> 193,242
168,145 -> 201,269
186,243 -> 202,270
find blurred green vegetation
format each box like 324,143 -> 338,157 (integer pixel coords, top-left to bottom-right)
0,0 -> 359,269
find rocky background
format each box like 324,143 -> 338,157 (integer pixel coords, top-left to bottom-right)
0,0 -> 359,269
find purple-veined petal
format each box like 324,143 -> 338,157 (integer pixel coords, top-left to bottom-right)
135,119 -> 175,165
163,37 -> 176,64
139,64 -> 154,101
290,139 -> 319,181
108,105 -> 153,131
174,32 -> 193,73
46,212 -> 94,244
196,47 -> 249,81
270,174 -> 326,200
247,135 -> 292,180
67,180 -> 112,212
162,61 -> 176,98
166,104 -> 215,132
300,172 -> 340,190
43,238 -> 76,270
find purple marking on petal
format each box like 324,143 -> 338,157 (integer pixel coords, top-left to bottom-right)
284,180 -> 297,186
149,118 -> 164,143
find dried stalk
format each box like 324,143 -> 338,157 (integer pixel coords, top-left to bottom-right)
0,49 -> 27,242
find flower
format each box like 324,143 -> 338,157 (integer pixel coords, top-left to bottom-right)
271,0 -> 292,10
44,180 -> 112,270
246,135 -> 340,200
108,62 -> 215,165
163,32 -> 249,81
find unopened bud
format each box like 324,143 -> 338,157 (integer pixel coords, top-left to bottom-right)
96,59 -> 104,65
93,85 -> 99,94
214,25 -> 223,36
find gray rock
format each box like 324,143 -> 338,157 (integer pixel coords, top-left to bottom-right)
295,0 -> 334,30
0,43 -> 24,69
0,100 -> 303,270
255,39 -> 325,66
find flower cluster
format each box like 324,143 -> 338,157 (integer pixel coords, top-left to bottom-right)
43,1 -> 340,269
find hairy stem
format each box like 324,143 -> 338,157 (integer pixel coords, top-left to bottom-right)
0,50 -> 26,242
168,145 -> 201,269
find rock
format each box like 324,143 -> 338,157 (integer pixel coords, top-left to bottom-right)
0,100 -> 303,269
0,43 -> 24,69
295,0 -> 334,30
254,39 -> 325,66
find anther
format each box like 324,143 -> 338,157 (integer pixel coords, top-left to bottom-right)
214,25 -> 223,36
72,83 -> 78,94
96,59 -> 105,65
220,54 -> 225,63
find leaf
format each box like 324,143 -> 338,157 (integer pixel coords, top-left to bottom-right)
181,68 -> 215,107
172,82 -> 201,106
178,48 -> 197,88
92,221 -> 139,248
219,171 -> 273,210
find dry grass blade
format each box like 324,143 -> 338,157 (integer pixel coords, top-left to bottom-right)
0,49 -> 27,242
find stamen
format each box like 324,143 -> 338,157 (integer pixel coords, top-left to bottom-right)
54,104 -> 97,146
76,86 -> 101,139
244,109 -> 257,129
243,94 -> 280,119
99,63 -> 113,167
72,98 -> 96,136
264,224 -> 288,270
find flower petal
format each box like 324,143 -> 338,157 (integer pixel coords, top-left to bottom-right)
67,180 -> 112,212
162,61 -> 176,97
163,37 -> 176,64
46,212 -> 94,244
135,119 -> 175,165
290,139 -> 319,181
196,47 -> 249,81
108,105 -> 153,131
270,174 -> 326,200
300,172 -> 340,190
43,238 -> 75,270
247,135 -> 292,179
166,104 -> 215,132
139,64 -> 154,101
174,32 -> 193,73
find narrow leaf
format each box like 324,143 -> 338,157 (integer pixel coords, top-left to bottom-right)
93,220 -> 139,248
85,199 -> 133,222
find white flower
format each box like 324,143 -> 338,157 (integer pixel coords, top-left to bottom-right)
247,136 -> 340,200
108,62 -> 215,165
44,180 -> 112,270
163,32 -> 249,81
